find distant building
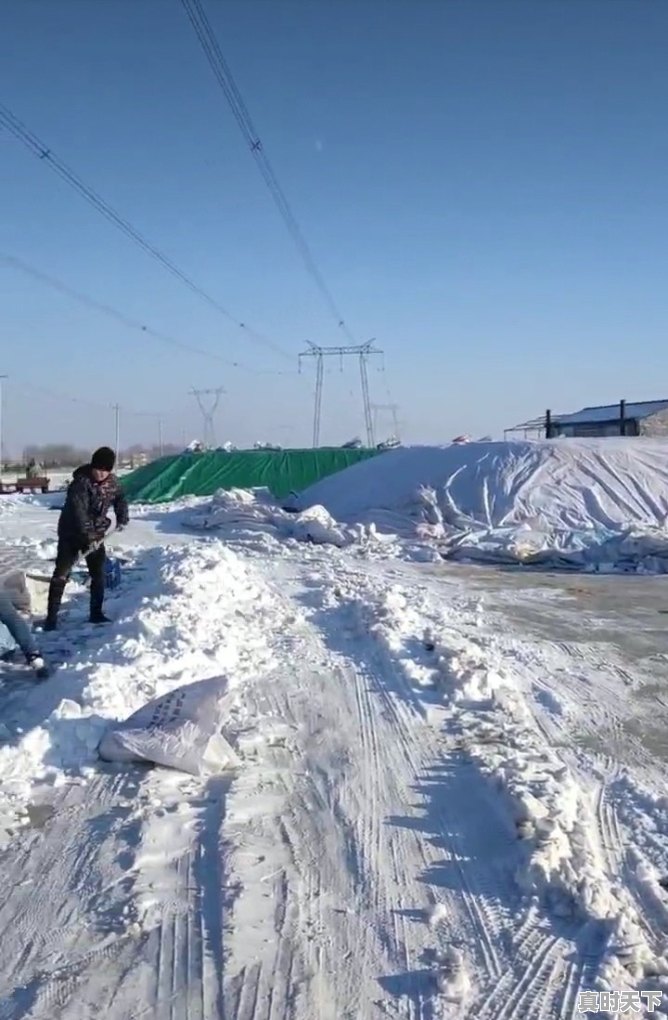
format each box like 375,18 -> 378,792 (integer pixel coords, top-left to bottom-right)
550,400 -> 668,438
505,399 -> 668,440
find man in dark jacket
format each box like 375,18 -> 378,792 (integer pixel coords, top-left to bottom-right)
44,446 -> 129,630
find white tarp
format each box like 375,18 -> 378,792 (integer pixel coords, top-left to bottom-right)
296,438 -> 668,571
98,676 -> 241,776
300,439 -> 668,536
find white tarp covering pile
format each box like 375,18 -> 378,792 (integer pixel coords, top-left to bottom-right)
298,438 -> 668,571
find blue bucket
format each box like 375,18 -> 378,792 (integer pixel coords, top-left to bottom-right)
105,557 -> 122,590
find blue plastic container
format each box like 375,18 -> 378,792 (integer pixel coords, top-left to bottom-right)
105,557 -> 122,590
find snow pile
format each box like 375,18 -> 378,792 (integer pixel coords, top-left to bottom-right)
300,439 -> 668,571
350,577 -> 668,984
0,541 -> 269,843
182,486 -> 392,551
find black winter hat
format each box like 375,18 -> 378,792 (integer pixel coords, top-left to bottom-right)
91,446 -> 116,472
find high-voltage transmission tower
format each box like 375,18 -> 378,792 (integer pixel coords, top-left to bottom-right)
190,387 -> 224,448
371,403 -> 401,440
298,340 -> 382,448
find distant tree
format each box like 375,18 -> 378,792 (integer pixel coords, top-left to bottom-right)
17,441 -> 183,470
23,444 -> 89,467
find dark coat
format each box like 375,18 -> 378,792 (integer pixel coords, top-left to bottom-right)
58,464 -> 129,549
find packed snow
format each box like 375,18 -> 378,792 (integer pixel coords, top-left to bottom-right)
0,472 -> 668,1018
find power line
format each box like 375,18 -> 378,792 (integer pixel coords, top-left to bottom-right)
0,254 -> 291,376
181,0 -> 356,342
0,102 -> 290,360
5,379 -> 188,456
6,377 -> 185,422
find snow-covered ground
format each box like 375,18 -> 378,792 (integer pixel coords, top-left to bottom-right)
1,490 -> 668,1018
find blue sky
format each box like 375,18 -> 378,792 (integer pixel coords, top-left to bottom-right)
2,0 -> 667,453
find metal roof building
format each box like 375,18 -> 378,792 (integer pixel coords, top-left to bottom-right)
505,400 -> 668,439
551,400 -> 668,437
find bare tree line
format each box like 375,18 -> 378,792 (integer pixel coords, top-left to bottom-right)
9,442 -> 182,470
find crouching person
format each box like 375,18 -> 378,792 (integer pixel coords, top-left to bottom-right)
45,446 -> 129,631
0,587 -> 49,679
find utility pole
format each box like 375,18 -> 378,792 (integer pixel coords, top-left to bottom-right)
298,340 -> 382,448
158,416 -> 164,458
371,402 -> 401,440
0,375 -> 6,474
190,387 -> 224,448
113,403 -> 120,462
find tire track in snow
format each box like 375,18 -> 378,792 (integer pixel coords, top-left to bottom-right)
130,817 -> 217,1020
0,772 -> 150,1020
228,963 -> 261,1020
222,799 -> 306,1020
220,584 -> 451,1017
556,954 -> 588,1020
476,606 -> 666,1006
313,581 -> 530,1013
478,934 -> 563,1020
271,767 -> 375,1019
348,659 -> 430,1020
331,571 -> 596,1017
341,589 -> 510,984
498,937 -> 562,1020
0,933 -> 138,1020
598,775 -> 668,959
219,657 -> 327,1020
473,915 -> 546,1018
597,775 -> 625,880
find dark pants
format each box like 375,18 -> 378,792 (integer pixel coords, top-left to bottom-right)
47,540 -> 106,624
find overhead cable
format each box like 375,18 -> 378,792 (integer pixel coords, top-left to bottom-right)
0,102 -> 290,360
1,254 -> 291,375
181,0 -> 356,342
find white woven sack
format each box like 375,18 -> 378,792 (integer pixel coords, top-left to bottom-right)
98,676 -> 240,776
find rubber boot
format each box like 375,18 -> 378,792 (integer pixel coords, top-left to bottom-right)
89,573 -> 107,624
44,577 -> 66,631
90,613 -> 111,625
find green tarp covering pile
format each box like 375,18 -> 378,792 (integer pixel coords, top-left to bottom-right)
121,448 -> 381,504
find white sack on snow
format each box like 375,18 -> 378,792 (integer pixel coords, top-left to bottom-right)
98,676 -> 241,776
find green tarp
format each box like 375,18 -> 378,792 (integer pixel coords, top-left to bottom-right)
121,448 -> 381,504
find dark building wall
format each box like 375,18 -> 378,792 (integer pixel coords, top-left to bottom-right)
639,409 -> 668,437
553,420 -> 639,438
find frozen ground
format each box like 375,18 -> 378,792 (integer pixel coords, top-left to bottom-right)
0,494 -> 667,1018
